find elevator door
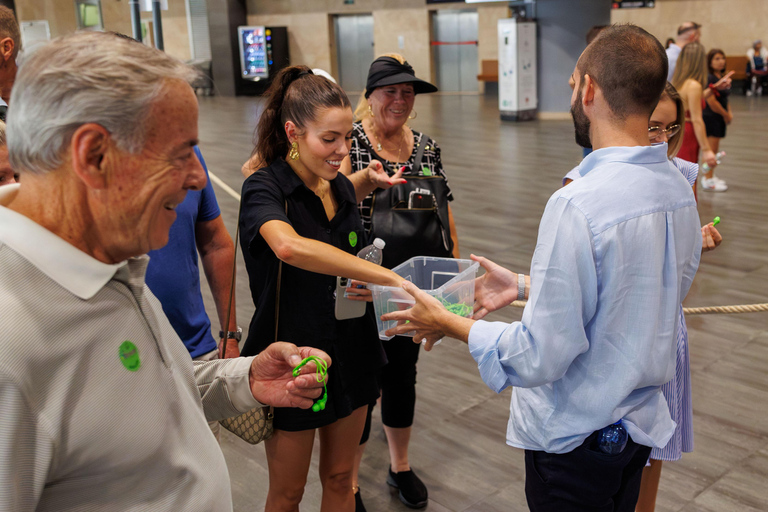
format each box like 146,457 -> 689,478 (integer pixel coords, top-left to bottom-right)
432,10 -> 479,93
334,14 -> 374,94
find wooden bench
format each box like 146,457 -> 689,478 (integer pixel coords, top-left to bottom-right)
726,55 -> 748,81
477,59 -> 498,82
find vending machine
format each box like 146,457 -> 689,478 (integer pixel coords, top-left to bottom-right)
236,26 -> 289,95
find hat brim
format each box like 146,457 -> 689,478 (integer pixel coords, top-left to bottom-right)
368,73 -> 438,95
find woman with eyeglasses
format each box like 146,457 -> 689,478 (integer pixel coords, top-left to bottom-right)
635,82 -> 721,512
672,42 -> 720,192
564,83 -> 722,512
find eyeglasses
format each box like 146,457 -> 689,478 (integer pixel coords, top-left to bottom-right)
648,124 -> 681,140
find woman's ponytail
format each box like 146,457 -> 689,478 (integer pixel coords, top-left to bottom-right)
253,65 -> 351,165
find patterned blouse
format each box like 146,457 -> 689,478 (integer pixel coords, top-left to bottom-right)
348,122 -> 453,232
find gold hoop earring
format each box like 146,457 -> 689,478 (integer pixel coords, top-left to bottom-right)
368,105 -> 375,118
408,110 -> 417,120
288,141 -> 300,160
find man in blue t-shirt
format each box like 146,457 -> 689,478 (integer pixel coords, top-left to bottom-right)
146,147 -> 240,366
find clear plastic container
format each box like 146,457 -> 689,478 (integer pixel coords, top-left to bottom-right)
369,256 -> 479,341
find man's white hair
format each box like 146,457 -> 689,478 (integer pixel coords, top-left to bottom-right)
7,31 -> 199,175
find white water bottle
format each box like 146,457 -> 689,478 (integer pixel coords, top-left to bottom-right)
357,238 -> 385,265
701,151 -> 726,172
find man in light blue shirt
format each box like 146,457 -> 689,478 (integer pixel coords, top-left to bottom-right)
383,25 -> 701,511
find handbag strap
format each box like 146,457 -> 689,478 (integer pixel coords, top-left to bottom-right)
224,197 -> 287,352
227,192 -> 284,422
412,132 -> 428,171
261,202 -> 287,423
221,201 -> 241,356
273,201 -> 287,343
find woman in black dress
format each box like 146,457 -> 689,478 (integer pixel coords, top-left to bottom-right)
239,65 -> 403,512
702,48 -> 732,192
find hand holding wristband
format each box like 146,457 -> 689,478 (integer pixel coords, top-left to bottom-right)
293,356 -> 328,412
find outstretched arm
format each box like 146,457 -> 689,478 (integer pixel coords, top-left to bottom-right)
195,342 -> 331,421
340,157 -> 406,203
385,196 -> 597,393
260,220 -> 402,286
471,254 -> 530,320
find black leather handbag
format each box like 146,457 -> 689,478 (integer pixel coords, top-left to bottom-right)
361,133 -> 453,269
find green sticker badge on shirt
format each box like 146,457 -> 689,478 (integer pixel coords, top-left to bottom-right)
422,166 -> 432,176
349,231 -> 358,248
119,341 -> 141,372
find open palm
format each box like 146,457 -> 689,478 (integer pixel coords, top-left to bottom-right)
472,254 -> 520,320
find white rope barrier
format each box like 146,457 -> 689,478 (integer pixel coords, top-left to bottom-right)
509,301 -> 768,315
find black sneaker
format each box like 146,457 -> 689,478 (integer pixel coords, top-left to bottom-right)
354,487 -> 367,512
386,466 -> 428,509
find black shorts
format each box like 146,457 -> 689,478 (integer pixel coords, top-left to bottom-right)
703,114 -> 726,138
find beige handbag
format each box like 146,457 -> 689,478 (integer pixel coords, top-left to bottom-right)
218,202 -> 286,444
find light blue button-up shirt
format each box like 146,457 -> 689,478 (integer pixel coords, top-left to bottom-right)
469,144 -> 702,454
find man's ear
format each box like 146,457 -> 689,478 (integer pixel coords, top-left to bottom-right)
0,38 -> 13,63
582,74 -> 596,105
70,123 -> 112,190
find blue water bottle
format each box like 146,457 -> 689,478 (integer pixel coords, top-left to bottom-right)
597,421 -> 628,455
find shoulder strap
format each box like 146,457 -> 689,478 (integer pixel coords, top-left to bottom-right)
225,195 -> 286,355
273,201 -> 287,343
221,201 -> 241,356
413,132 -> 429,170
355,131 -> 392,173
356,126 -> 429,174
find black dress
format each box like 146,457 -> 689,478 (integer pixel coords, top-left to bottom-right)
703,73 -> 730,138
239,158 -> 385,431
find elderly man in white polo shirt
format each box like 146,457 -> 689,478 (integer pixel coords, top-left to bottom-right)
0,32 -> 330,511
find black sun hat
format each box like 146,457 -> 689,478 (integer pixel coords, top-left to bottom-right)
364,56 -> 438,98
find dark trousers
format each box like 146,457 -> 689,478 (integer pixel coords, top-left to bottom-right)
380,335 -> 421,428
360,335 -> 421,444
524,432 -> 652,512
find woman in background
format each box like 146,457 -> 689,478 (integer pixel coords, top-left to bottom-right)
672,42 -> 719,195
746,39 -> 768,95
342,54 -> 459,512
702,49 -> 732,191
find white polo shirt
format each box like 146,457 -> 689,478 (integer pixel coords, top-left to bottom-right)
0,184 -> 260,511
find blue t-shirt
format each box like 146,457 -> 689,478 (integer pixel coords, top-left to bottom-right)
146,147 -> 222,358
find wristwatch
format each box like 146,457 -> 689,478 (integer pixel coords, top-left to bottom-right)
517,273 -> 526,301
219,327 -> 242,341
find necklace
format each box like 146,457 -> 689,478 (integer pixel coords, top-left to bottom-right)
314,181 -> 330,201
370,123 -> 407,164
